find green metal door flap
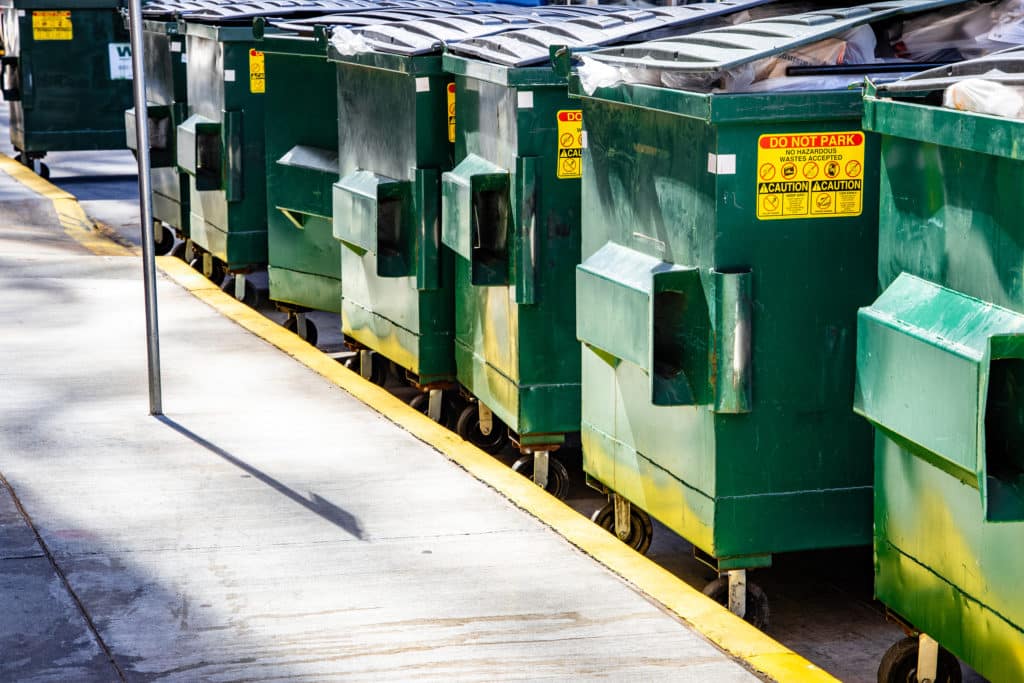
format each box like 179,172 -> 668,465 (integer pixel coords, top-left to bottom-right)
333,170 -> 414,278
275,145 -> 339,221
446,0 -> 777,67
177,113 -> 221,190
441,153 -> 511,288
855,273 -> 1024,521
125,105 -> 174,168
583,0 -> 970,75
576,242 -> 751,411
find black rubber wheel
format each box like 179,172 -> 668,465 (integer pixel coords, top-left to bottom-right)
878,637 -> 962,683
152,223 -> 175,256
222,275 -> 262,308
283,315 -> 318,346
190,254 -> 225,285
38,162 -> 49,180
408,392 -> 459,428
343,352 -> 389,386
512,453 -> 571,500
591,500 -> 654,555
702,577 -> 770,631
455,404 -> 508,454
170,240 -> 188,261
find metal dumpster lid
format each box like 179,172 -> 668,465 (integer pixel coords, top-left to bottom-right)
584,0 -> 970,74
877,45 -> 1024,93
358,13 -> 557,55
142,0 -> 228,19
180,0 -> 390,22
270,7 -> 473,34
446,0 -> 778,67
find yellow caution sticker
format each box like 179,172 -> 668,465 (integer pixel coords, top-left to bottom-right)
32,11 -> 72,41
556,109 -> 583,180
756,131 -> 864,220
447,83 -> 456,144
249,49 -> 265,94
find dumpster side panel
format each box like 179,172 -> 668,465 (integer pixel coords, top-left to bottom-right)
8,7 -> 133,153
452,76 -> 582,440
875,435 -> 1024,683
186,32 -> 267,270
336,61 -> 455,383
145,25 -> 188,232
265,50 -> 340,313
868,105 -> 1024,680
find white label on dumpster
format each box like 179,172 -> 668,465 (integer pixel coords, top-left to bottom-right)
108,43 -> 132,80
224,69 -> 236,82
171,41 -> 182,53
517,91 -> 533,109
756,131 -> 864,221
415,77 -> 430,93
708,153 -> 736,175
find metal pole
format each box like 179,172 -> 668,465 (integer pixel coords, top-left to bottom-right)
127,0 -> 163,415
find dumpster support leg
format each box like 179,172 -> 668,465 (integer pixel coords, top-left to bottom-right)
234,274 -> 247,301
728,570 -> 747,620
427,389 -> 443,422
613,493 -> 631,541
478,403 -> 493,436
295,312 -> 308,340
533,451 -> 549,489
202,252 -> 214,279
359,350 -> 372,381
917,633 -> 939,683
184,240 -> 195,263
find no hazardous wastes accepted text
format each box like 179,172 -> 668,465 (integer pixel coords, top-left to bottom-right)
756,131 -> 865,220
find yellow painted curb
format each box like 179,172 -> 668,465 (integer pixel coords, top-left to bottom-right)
0,153 -> 134,257
155,254 -> 838,683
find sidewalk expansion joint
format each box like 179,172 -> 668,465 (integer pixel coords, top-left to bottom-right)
0,473 -> 127,682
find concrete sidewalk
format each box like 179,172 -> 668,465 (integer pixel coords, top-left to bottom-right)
0,175 -> 758,679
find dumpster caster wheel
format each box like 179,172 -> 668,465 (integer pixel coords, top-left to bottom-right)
591,500 -> 653,554
152,223 -> 175,256
408,391 -> 458,428
344,351 -> 389,385
702,577 -> 770,630
190,254 -> 225,285
170,240 -> 187,261
878,636 -> 962,683
283,314 -> 318,346
455,404 -> 508,454
512,453 -> 570,499
38,162 -> 49,179
223,275 -> 263,308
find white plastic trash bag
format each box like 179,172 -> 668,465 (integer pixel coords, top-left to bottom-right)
577,56 -> 626,95
943,77 -> 1024,118
329,26 -> 370,56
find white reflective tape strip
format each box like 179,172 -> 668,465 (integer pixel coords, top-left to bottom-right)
171,42 -> 182,53
415,77 -> 430,92
708,153 -> 736,175
581,131 -> 588,149
224,69 -> 235,82
181,53 -> 187,64
17,10 -> 24,17
517,91 -> 533,109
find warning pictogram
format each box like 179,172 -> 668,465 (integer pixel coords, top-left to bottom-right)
556,110 -> 582,180
756,131 -> 865,220
759,163 -> 775,181
447,83 -> 456,144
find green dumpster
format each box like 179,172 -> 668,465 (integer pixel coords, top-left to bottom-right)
260,8 -> 527,342
567,0 -> 973,624
440,0 -> 779,495
124,2 -> 213,256
857,53 -> 1024,683
326,9 -> 587,398
0,0 -> 135,174
175,1 -> 373,297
